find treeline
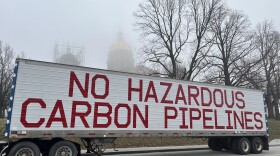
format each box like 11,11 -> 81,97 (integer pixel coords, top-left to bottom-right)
134,0 -> 280,119
0,41 -> 14,118
0,41 -> 24,118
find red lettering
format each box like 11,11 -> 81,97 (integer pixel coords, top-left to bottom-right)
254,112 -> 263,130
164,106 -> 177,128
188,86 -> 199,106
114,104 -> 131,128
128,78 -> 143,102
20,98 -> 46,128
233,111 -> 244,129
175,85 -> 187,105
46,100 -> 67,128
224,90 -> 234,108
203,109 -> 213,129
189,108 -> 201,129
91,74 -> 109,99
244,111 -> 254,130
160,82 -> 173,104
68,71 -> 89,98
179,107 -> 188,129
214,110 -> 225,129
70,101 -> 91,128
144,81 -> 158,103
236,91 -> 245,109
225,110 -> 234,129
133,105 -> 148,128
213,89 -> 223,107
201,87 -> 212,107
93,102 -> 112,128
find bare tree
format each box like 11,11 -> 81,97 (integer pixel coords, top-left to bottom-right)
186,0 -> 224,80
253,21 -> 280,119
207,8 -> 256,86
271,61 -> 280,120
159,60 -> 188,79
0,41 -> 14,118
17,51 -> 26,59
134,0 -> 190,79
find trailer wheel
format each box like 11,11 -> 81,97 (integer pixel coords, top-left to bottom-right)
48,140 -> 78,156
208,138 -> 223,151
8,141 -> 41,156
250,137 -> 263,154
235,137 -> 251,155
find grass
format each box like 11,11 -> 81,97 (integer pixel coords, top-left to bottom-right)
0,119 -> 279,148
0,118 -> 6,140
268,119 -> 280,141
113,137 -> 206,148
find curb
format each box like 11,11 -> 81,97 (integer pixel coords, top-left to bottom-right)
82,145 -> 209,155
269,139 -> 280,147
269,144 -> 280,147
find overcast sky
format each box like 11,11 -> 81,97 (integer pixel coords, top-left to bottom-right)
0,0 -> 279,69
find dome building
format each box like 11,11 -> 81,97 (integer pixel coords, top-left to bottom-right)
107,32 -> 135,73
58,48 -> 80,66
53,43 -> 85,66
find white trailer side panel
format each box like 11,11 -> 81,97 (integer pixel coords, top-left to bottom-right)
6,59 -> 268,138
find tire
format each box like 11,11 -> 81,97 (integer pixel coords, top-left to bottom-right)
223,144 -> 230,151
250,137 -> 263,154
209,138 -> 223,151
8,141 -> 41,156
223,138 -> 231,151
235,137 -> 251,155
48,140 -> 78,156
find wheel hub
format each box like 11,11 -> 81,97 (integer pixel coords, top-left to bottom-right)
56,146 -> 73,156
255,140 -> 262,151
15,148 -> 34,156
241,141 -> 249,152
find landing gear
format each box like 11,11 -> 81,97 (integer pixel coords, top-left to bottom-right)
81,137 -> 117,156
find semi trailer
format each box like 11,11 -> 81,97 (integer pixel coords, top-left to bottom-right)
0,59 -> 269,155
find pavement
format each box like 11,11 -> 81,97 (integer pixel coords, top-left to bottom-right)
82,139 -> 280,155
269,139 -> 280,146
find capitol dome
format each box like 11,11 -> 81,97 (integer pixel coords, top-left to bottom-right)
109,32 -> 132,52
107,32 -> 135,73
58,52 -> 79,66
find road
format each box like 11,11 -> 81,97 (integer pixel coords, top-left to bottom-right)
82,145 -> 280,156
